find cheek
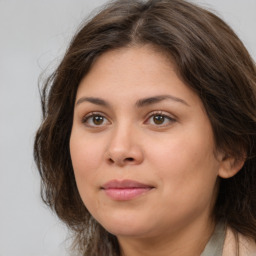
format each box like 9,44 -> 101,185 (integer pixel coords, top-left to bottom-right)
69,133 -> 106,215
147,137 -> 219,223
69,131 -> 105,199
147,128 -> 219,194
70,130 -> 104,172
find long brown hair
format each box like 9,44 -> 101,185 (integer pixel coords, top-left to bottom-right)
34,0 -> 256,255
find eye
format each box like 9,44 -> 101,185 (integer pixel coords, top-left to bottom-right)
145,112 -> 176,127
82,113 -> 110,127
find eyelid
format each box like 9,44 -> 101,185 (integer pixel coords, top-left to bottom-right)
144,110 -> 177,126
80,110 -> 176,128
82,111 -> 111,126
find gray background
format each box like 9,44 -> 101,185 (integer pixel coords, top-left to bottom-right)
0,0 -> 255,255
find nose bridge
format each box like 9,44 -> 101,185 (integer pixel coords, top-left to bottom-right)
106,119 -> 143,165
109,120 -> 133,153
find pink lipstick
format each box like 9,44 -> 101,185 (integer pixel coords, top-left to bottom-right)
101,179 -> 154,201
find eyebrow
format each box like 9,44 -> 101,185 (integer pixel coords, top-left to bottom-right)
75,95 -> 189,107
76,97 -> 110,107
135,95 -> 189,107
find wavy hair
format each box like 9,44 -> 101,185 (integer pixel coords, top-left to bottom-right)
34,0 -> 256,255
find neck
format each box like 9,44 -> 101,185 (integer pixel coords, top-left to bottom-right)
118,216 -> 215,256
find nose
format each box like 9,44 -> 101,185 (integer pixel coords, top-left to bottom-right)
105,124 -> 144,167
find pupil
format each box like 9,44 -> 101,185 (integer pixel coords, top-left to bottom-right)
93,116 -> 103,125
154,115 -> 164,124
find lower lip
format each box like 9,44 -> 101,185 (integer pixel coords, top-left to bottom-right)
103,187 -> 152,201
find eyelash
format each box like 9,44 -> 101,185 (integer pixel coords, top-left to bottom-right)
144,111 -> 176,127
81,111 -> 176,128
82,112 -> 111,127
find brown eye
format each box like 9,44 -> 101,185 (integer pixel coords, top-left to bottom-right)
93,115 -> 104,125
146,112 -> 176,127
153,115 -> 165,125
82,113 -> 110,127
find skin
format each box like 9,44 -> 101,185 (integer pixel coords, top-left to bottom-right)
70,45 -> 241,256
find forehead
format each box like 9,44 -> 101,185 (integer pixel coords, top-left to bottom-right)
76,45 -> 202,110
83,45 -> 173,81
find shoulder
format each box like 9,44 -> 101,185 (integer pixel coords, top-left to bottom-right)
223,226 -> 256,256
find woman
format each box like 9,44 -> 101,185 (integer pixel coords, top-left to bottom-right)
34,0 -> 256,255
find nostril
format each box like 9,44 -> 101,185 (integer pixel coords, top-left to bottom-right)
125,157 -> 134,162
108,158 -> 115,164
106,155 -> 136,165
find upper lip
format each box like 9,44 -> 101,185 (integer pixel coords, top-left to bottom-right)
101,179 -> 154,189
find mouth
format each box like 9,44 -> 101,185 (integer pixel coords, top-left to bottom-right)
101,179 -> 154,201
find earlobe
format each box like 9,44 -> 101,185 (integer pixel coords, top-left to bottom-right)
218,155 -> 245,179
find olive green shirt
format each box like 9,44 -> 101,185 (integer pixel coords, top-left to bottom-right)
201,222 -> 226,256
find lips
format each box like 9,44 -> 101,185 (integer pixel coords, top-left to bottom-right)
101,179 -> 154,201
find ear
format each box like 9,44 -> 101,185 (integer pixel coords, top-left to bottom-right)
218,154 -> 245,179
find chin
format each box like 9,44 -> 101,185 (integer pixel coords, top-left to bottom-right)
98,213 -> 154,238
105,224 -> 152,238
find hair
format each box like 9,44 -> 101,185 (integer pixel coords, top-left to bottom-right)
34,0 -> 256,255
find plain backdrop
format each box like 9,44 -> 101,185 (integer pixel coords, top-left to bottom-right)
0,0 -> 255,255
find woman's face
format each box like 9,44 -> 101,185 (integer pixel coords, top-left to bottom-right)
70,45 -> 223,240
